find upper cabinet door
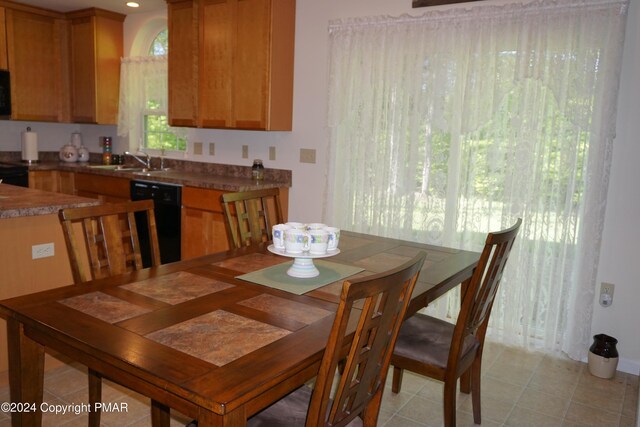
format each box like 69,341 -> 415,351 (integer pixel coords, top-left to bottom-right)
0,8 -> 8,70
168,0 -> 199,127
5,9 -> 68,122
168,0 -> 295,131
68,9 -> 124,125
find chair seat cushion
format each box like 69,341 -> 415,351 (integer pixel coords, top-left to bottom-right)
394,313 -> 479,370
248,385 -> 363,427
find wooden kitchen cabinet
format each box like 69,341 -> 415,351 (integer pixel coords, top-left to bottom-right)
0,7 -> 7,70
167,0 -> 295,130
182,186 -> 230,259
29,170 -> 76,194
67,8 -> 124,125
74,172 -> 130,202
5,7 -> 69,122
181,185 -> 289,259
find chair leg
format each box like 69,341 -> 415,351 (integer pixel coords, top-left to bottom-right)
471,356 -> 483,424
88,369 -> 102,427
442,379 -> 457,427
391,366 -> 404,394
460,368 -> 471,394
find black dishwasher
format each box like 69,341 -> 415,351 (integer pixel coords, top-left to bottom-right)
130,180 -> 182,267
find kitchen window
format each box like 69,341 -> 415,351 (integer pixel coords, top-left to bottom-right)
118,28 -> 186,153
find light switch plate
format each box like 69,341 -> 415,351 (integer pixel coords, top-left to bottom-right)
193,142 -> 203,155
269,146 -> 276,161
242,145 -> 249,159
209,143 -> 215,156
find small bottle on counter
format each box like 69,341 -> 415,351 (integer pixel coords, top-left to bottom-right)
252,159 -> 265,181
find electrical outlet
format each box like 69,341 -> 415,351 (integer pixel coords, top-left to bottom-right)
300,148 -> 316,164
209,143 -> 215,156
242,145 -> 249,159
269,146 -> 276,161
193,142 -> 203,155
32,243 -> 54,259
599,282 -> 615,307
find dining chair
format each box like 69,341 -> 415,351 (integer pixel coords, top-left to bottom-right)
59,199 -> 161,284
58,199 -> 163,427
389,218 -> 522,427
221,188 -> 284,249
247,252 -> 426,427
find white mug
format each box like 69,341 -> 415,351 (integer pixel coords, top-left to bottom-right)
284,228 -> 310,254
306,223 -> 327,231
285,222 -> 307,230
272,224 -> 291,249
308,229 -> 329,255
325,227 -> 340,251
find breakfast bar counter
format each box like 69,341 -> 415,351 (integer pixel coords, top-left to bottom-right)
0,183 -> 99,219
0,184 -> 99,376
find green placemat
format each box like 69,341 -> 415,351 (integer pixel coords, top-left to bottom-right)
236,260 -> 364,295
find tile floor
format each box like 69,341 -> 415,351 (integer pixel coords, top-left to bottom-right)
0,341 -> 637,426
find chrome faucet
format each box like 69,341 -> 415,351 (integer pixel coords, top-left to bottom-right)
124,151 -> 151,169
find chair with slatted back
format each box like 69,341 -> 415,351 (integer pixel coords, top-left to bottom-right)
58,199 -> 163,427
390,219 -> 522,427
221,188 -> 284,249
247,252 -> 426,427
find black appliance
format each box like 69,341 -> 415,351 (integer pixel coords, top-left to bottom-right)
0,162 -> 28,187
0,70 -> 11,117
130,180 -> 182,268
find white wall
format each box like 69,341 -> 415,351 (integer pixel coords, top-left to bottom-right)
592,0 -> 640,375
0,0 -> 637,373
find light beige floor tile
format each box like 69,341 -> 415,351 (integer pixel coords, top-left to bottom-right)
455,410 -> 503,427
516,387 -> 570,419
572,383 -> 624,413
480,376 -> 525,404
619,415 -> 637,427
622,384 -> 639,419
458,394 -> 514,424
383,414 -> 429,427
528,371 -> 579,397
385,369 -> 429,395
381,389 -> 415,413
415,378 -> 443,402
397,395 -> 444,426
43,365 -> 88,398
486,361 -> 535,386
505,406 -> 563,427
564,401 -> 621,427
495,346 -> 544,371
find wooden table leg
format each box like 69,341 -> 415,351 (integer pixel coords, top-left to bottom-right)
196,405 -> 246,427
7,318 -> 44,427
151,400 -> 170,427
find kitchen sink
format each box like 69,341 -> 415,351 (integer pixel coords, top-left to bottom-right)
87,165 -> 145,172
132,169 -> 171,177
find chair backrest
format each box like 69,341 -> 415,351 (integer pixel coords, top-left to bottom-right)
307,252 -> 426,427
59,199 -> 161,284
448,218 -> 522,372
221,188 -> 284,249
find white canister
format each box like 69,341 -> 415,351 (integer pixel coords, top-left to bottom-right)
77,145 -> 90,162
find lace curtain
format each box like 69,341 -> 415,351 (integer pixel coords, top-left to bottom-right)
325,0 -> 628,360
117,56 -> 186,148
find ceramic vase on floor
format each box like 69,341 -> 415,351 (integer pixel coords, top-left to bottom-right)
588,334 -> 619,379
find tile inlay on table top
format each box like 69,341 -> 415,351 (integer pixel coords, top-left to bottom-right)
120,271 -> 234,305
146,310 -> 291,366
59,291 -> 152,324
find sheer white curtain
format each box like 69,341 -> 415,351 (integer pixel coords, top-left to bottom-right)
326,0 -> 627,359
118,56 -> 186,149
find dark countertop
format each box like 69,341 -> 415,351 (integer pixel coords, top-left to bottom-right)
0,152 -> 292,192
0,184 -> 100,219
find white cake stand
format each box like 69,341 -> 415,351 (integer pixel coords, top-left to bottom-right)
267,245 -> 340,278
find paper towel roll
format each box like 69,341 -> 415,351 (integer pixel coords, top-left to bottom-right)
21,129 -> 39,163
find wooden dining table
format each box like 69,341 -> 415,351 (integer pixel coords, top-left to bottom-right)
0,231 -> 479,427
